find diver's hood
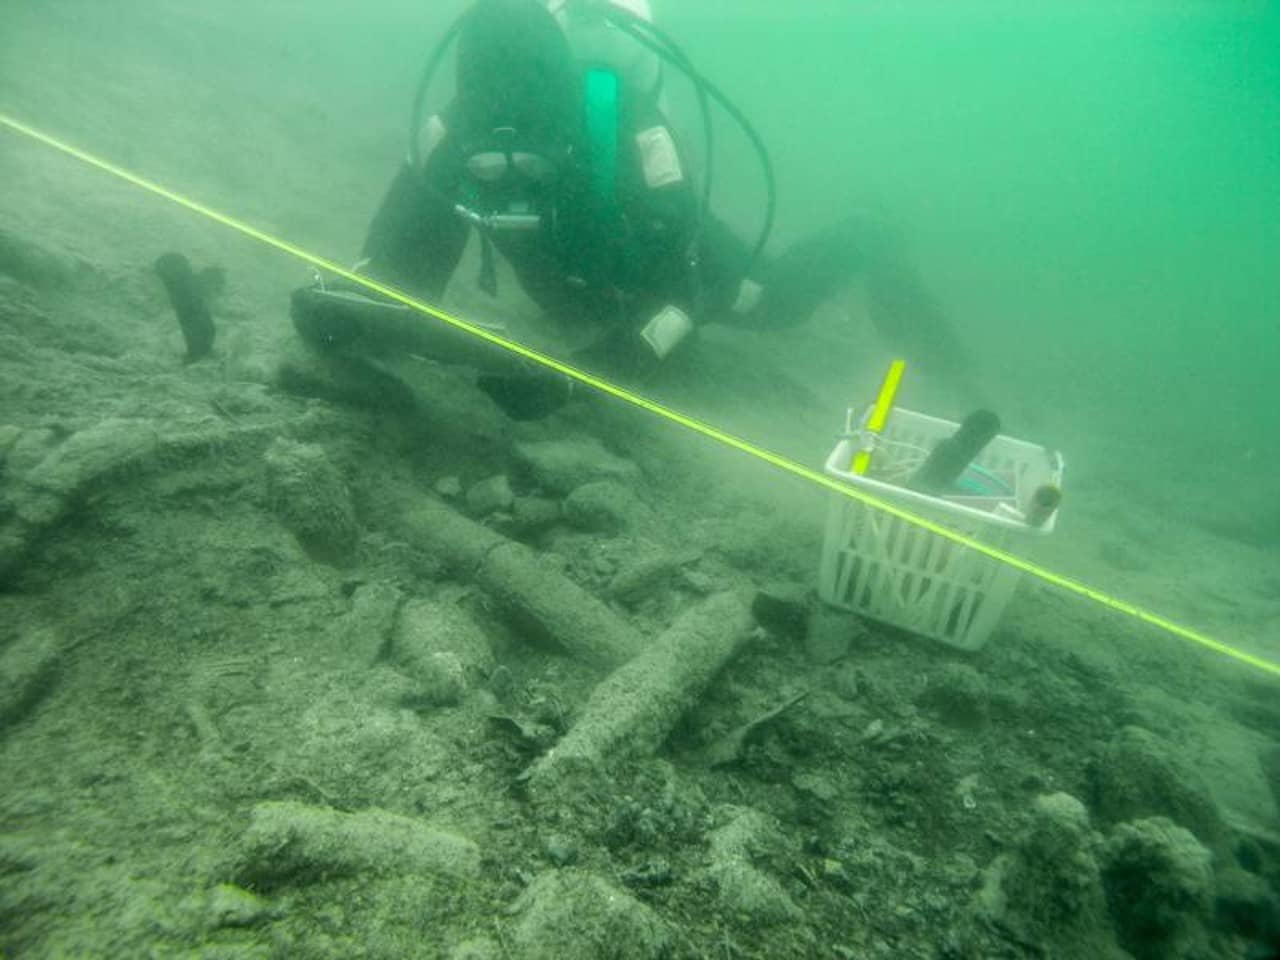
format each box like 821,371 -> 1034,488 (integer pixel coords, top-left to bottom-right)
455,0 -> 577,147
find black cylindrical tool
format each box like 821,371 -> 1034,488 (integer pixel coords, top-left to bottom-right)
908,409 -> 1001,495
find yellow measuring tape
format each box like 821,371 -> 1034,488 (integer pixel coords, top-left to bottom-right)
3,112 -> 1276,680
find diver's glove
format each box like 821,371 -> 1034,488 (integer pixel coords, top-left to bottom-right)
638,305 -> 694,363
475,372 -> 574,421
574,304 -> 694,382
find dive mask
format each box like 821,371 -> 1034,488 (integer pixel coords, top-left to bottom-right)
456,127 -> 561,232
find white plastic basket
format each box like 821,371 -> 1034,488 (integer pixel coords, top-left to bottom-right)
818,404 -> 1065,650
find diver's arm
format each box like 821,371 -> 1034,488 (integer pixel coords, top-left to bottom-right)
609,117 -> 701,375
360,115 -> 468,301
739,210 -> 979,395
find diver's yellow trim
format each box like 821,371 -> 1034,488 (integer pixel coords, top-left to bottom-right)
852,358 -> 905,475
3,112 -> 1276,681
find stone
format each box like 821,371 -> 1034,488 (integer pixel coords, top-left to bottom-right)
465,474 -> 514,517
394,597 -> 495,685
1213,864 -> 1280,946
750,582 -> 810,641
1088,726 -> 1226,847
205,883 -> 272,929
1100,817 -> 1213,960
508,869 -> 670,960
805,606 -> 861,664
917,662 -> 989,728
974,793 -> 1124,959
709,858 -> 799,924
513,437 -> 639,495
607,553 -> 678,606
332,581 -> 401,664
434,475 -> 463,498
563,480 -> 645,534
508,496 -> 561,536
705,808 -> 799,925
544,833 -> 578,866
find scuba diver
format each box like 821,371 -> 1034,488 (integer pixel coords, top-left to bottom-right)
292,0 -> 973,419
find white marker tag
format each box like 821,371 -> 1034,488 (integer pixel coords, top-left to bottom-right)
635,126 -> 683,189
640,305 -> 692,359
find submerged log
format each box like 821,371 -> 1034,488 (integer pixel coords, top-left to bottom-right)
526,590 -> 754,797
398,496 -> 643,669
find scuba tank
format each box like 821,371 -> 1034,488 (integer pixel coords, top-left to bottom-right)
545,0 -> 663,105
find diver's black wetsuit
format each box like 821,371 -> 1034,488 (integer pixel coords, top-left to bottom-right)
358,92 -> 705,381
352,114 -> 968,376
291,0 -> 971,416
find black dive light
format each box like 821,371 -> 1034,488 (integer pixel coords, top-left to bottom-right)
908,410 -> 1002,496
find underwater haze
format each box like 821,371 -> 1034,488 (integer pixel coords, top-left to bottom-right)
2,2 -> 1279,958
675,1 -> 1280,458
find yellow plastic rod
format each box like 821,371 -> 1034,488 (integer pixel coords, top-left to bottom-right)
851,359 -> 906,475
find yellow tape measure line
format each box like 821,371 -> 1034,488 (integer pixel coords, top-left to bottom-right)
0,114 -> 697,410
3,112 -> 1276,680
852,358 -> 905,475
